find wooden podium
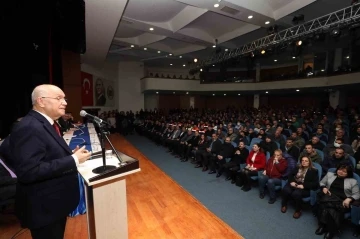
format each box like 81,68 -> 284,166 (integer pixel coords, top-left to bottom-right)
77,152 -> 140,239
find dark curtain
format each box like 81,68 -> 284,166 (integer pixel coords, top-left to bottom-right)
0,1 -> 63,137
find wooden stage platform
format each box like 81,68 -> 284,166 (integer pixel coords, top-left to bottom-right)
0,134 -> 242,239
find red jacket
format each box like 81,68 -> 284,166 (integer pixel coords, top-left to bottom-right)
265,157 -> 288,178
246,151 -> 266,170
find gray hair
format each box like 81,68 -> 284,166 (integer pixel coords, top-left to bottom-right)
31,86 -> 47,105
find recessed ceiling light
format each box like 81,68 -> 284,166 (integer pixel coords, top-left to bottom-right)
214,3 -> 219,8
296,89 -> 300,92
149,27 -> 154,31
170,64 -> 173,66
186,92 -> 189,94
261,50 -> 266,54
156,92 -> 159,94
173,92 -> 175,94
183,64 -> 186,67
213,45 -> 216,48
321,69 -> 325,72
265,21 -> 270,24
144,48 -> 147,50
200,69 -> 203,71
213,65 -> 215,66
157,51 -> 161,53
292,56 -> 296,59
238,93 -> 241,96
194,58 -> 198,62
274,59 -> 277,62
248,15 -> 253,19
179,56 -> 182,58
224,94 -> 226,96
169,53 -> 172,56
213,94 -> 215,96
265,91 -> 269,94
346,56 -> 350,59
130,45 -> 134,48
225,49 -> 228,51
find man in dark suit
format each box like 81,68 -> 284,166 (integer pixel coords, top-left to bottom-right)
9,84 -> 92,239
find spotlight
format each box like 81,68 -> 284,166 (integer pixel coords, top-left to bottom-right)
292,14 -> 305,25
194,58 -> 198,62
296,40 -> 302,46
330,28 -> 341,37
267,25 -> 278,35
261,50 -> 266,54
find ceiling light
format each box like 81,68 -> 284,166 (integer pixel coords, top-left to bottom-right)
346,56 -> 350,59
170,64 -> 173,66
296,40 -> 302,46
265,21 -> 270,24
214,3 -> 219,8
179,56 -> 182,58
156,92 -> 159,94
144,48 -> 147,50
169,53 -> 172,56
173,92 -> 175,94
265,91 -> 269,94
213,65 -> 215,66
212,94 -> 215,96
149,27 -> 154,31
225,49 -> 228,51
274,59 -> 277,62
321,69 -> 325,72
186,92 -> 189,94
238,94 -> 241,96
200,69 -> 203,71
213,45 -> 216,48
183,64 -> 186,67
292,56 -> 296,59
261,50 -> 265,54
224,94 -> 226,96
157,51 -> 161,53
248,15 -> 253,19
194,58 -> 198,62
131,45 -> 134,48
296,89 -> 300,92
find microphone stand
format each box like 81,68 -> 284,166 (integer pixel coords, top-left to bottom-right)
92,121 -> 117,174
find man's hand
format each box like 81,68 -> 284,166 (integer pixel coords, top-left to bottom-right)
74,146 -> 92,164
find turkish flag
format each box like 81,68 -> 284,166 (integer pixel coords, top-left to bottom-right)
81,71 -> 94,106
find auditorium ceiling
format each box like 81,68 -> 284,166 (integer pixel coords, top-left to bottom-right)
81,0 -> 351,68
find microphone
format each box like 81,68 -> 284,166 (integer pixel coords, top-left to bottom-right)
80,110 -> 110,126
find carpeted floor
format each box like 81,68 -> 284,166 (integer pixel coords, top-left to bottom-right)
126,134 -> 354,239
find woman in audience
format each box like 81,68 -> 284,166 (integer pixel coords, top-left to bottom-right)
315,164 -> 360,239
236,143 -> 266,191
281,156 -> 318,219
258,149 -> 288,204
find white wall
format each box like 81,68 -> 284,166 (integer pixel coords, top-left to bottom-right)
118,61 -> 145,111
81,61 -> 119,113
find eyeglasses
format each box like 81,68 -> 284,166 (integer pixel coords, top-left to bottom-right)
41,96 -> 67,102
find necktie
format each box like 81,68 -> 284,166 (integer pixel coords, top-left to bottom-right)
0,158 -> 17,178
53,122 -> 61,137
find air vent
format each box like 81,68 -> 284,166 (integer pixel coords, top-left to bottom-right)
122,19 -> 133,25
220,6 -> 240,15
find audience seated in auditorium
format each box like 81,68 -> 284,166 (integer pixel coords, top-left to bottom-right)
298,143 -> 323,164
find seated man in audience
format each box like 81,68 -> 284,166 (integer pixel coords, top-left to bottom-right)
259,135 -> 278,157
195,133 -> 222,172
321,147 -> 353,174
323,138 -> 354,158
307,136 -> 325,151
226,128 -> 237,142
273,130 -> 286,149
312,127 -> 328,143
328,128 -> 350,145
208,137 -> 234,176
281,138 -> 300,160
290,132 -> 305,149
298,143 -> 322,164
258,149 -> 288,204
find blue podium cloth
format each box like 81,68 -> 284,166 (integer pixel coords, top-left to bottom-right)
68,125 -> 92,217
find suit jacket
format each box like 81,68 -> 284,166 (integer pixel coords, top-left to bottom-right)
9,110 -> 79,229
320,172 -> 360,200
210,139 -> 222,155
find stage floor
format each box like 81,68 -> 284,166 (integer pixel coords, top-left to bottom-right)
0,133 -> 242,239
